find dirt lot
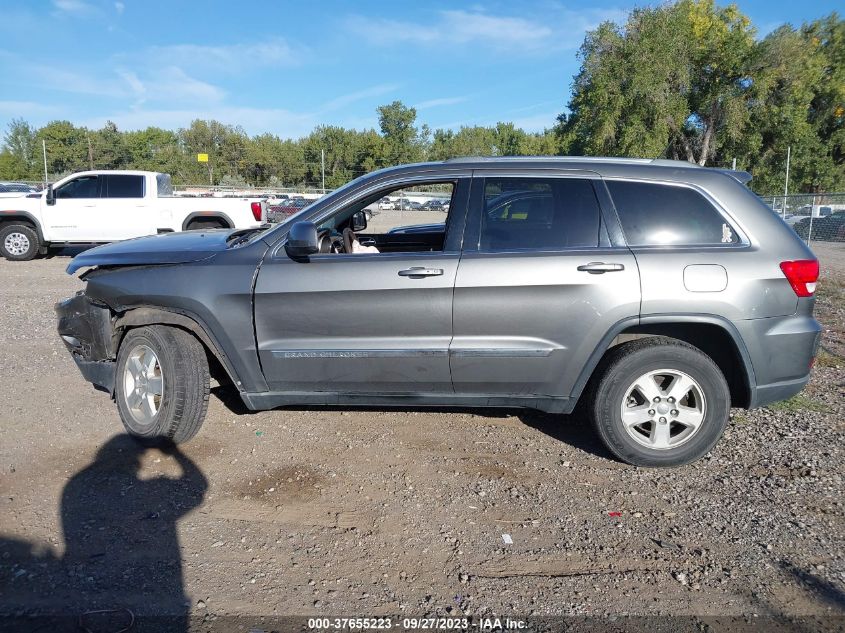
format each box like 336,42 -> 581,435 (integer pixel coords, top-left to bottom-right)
1,243 -> 844,629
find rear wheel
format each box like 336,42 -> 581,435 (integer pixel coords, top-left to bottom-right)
587,338 -> 730,467
0,224 -> 40,261
115,326 -> 209,444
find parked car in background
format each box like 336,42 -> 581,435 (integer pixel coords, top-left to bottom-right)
421,199 -> 449,211
793,211 -> 845,241
56,157 -> 820,468
377,197 -> 394,210
395,197 -> 422,210
0,182 -> 38,198
0,170 -> 266,260
267,197 -> 312,222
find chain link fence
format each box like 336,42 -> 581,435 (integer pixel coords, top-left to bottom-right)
761,193 -> 845,245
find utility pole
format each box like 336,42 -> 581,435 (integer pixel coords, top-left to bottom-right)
321,149 -> 326,193
87,133 -> 94,170
783,145 -> 791,216
731,157 -> 736,171
42,140 -> 48,185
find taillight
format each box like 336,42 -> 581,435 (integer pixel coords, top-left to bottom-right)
779,260 -> 819,297
251,201 -> 262,222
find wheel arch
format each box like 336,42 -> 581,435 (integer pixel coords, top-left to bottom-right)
571,314 -> 756,409
0,211 -> 45,242
182,212 -> 233,231
113,306 -> 243,391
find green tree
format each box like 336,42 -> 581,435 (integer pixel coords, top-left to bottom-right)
35,121 -> 88,178
2,118 -> 36,178
562,0 -> 757,165
735,15 -> 844,192
378,101 -> 423,165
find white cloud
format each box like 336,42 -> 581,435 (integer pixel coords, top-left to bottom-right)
143,39 -> 300,74
346,6 -> 626,53
0,101 -> 59,117
320,84 -> 400,113
508,111 -> 560,132
52,0 -> 95,14
415,96 -> 470,110
114,1 -> 125,14
82,106 -> 320,138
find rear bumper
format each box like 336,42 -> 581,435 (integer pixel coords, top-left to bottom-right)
739,312 -> 821,408
750,374 -> 812,409
55,292 -> 116,394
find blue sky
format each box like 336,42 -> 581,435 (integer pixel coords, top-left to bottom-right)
0,0 -> 840,139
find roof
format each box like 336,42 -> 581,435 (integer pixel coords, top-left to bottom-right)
371,156 -> 753,185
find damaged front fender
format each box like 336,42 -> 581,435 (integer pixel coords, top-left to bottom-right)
55,292 -> 117,394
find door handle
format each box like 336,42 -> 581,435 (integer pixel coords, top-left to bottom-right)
577,262 -> 625,274
398,267 -> 443,278
359,238 -> 376,246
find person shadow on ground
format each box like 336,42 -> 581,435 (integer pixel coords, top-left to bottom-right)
0,434 -> 208,632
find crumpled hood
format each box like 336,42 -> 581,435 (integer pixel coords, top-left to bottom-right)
66,229 -> 234,274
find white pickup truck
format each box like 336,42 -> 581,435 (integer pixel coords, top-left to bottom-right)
0,170 -> 266,260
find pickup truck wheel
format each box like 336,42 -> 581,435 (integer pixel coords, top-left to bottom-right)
0,224 -> 40,261
115,326 -> 210,444
587,338 -> 730,467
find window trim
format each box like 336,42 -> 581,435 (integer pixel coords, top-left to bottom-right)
55,175 -> 101,200
601,177 -> 750,249
466,173 -> 612,255
271,174 -> 470,260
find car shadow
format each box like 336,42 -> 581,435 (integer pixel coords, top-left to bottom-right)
43,245 -> 96,259
777,558 -> 845,611
0,434 -> 208,632
516,409 -> 615,461
209,385 -> 614,461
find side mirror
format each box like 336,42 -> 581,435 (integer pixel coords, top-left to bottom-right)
285,221 -> 319,259
351,210 -> 368,232
46,184 -> 55,206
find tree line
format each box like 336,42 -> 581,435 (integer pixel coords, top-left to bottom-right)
0,1 -> 841,195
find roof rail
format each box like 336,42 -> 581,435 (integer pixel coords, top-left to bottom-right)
439,156 -> 752,183
442,155 -> 700,167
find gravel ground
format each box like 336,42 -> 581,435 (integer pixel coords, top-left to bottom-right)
0,244 -> 843,627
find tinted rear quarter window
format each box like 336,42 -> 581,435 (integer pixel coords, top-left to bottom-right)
607,180 -> 739,246
480,177 -> 601,251
104,174 -> 144,198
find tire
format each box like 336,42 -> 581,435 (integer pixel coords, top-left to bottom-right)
586,337 -> 730,467
115,325 -> 210,444
0,224 -> 40,261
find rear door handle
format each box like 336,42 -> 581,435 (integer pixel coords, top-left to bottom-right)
577,262 -> 625,274
398,267 -> 443,278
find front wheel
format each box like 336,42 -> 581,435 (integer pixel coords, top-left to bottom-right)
587,338 -> 730,467
0,224 -> 40,261
115,325 -> 210,444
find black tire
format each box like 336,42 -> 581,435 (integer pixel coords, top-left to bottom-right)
586,337 -> 730,467
115,325 -> 210,444
0,223 -> 40,261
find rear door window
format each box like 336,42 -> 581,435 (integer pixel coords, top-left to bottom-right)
607,180 -> 739,246
479,177 -> 602,251
103,175 -> 144,198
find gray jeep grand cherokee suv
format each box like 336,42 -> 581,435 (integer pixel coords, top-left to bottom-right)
56,157 -> 821,466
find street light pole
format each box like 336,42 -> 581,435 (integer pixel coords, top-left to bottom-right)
42,140 -> 48,185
